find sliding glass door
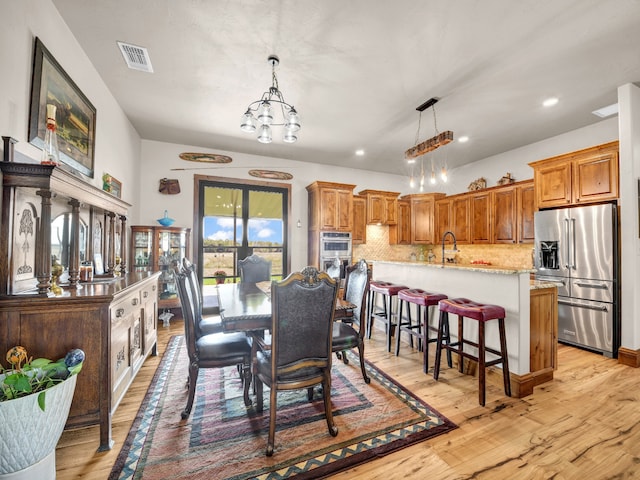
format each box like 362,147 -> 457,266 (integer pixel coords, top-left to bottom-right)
197,178 -> 290,284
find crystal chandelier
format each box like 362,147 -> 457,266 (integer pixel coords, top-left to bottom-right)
240,55 -> 300,144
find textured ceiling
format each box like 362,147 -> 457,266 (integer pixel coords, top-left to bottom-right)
52,0 -> 640,175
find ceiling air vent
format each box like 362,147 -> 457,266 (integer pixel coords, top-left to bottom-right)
117,41 -> 154,73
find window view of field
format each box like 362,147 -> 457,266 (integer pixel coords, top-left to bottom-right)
201,185 -> 288,285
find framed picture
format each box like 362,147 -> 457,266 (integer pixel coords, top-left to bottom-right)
28,37 -> 96,178
102,173 -> 122,198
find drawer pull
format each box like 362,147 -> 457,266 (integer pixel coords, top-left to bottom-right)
116,308 -> 125,318
143,291 -> 149,298
152,285 -> 157,291
131,298 -> 139,306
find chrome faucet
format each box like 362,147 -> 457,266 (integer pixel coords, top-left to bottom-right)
442,230 -> 458,266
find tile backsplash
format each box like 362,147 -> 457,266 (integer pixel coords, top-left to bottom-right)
353,225 -> 534,269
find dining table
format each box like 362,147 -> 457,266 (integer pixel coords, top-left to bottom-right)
216,281 -> 355,333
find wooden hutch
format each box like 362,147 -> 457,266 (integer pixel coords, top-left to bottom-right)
0,148 -> 159,452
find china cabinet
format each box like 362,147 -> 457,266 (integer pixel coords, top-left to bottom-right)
0,155 -> 159,452
130,225 -> 191,310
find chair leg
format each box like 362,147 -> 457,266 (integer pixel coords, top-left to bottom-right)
266,386 -> 278,456
395,299 -> 404,356
457,315 -> 465,373
499,318 -> 512,397
322,370 -> 339,437
356,340 -> 371,384
256,375 -> 264,413
479,321 -> 486,406
433,310 -> 447,380
181,362 -> 198,419
386,294 -> 394,353
242,363 -> 252,407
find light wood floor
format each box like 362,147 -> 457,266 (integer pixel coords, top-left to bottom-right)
56,317 -> 640,479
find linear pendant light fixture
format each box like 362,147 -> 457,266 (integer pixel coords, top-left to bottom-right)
240,55 -> 300,144
405,97 -> 453,160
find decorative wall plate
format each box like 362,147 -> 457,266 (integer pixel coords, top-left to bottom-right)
248,169 -> 293,180
179,152 -> 232,163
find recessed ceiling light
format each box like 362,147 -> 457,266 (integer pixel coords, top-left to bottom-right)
542,97 -> 559,107
592,103 -> 618,118
355,149 -> 365,156
458,136 -> 469,143
407,159 -> 416,164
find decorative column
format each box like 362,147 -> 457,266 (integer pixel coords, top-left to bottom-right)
68,199 -> 81,286
35,189 -> 52,294
107,212 -> 116,275
119,214 -> 128,274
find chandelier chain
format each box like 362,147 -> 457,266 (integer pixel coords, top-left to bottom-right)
414,111 -> 422,145
432,104 -> 440,135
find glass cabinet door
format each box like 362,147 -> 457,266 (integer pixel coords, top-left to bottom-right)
132,229 -> 153,272
157,230 -> 186,307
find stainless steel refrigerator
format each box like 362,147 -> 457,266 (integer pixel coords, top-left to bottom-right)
534,203 -> 619,357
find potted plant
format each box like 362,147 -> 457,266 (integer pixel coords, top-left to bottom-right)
0,346 -> 85,480
214,270 -> 227,285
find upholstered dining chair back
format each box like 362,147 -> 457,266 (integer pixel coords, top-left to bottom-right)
271,267 -> 337,372
343,259 -> 370,328
182,257 -> 222,335
325,257 -> 341,280
238,254 -> 272,283
175,267 -> 252,419
254,266 -> 339,456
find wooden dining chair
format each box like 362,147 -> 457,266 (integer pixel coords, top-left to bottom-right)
175,267 -> 252,419
253,266 -> 339,456
238,254 -> 272,283
331,259 -> 371,383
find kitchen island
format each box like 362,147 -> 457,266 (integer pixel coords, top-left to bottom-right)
371,261 -> 557,397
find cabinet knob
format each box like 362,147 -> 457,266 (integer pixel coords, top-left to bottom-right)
116,308 -> 125,318
131,298 -> 139,306
143,291 -> 149,298
152,285 -> 157,291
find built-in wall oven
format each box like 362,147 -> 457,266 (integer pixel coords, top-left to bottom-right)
319,231 -> 352,279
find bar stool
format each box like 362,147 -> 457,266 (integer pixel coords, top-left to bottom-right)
396,288 -> 450,373
367,281 -> 408,352
433,298 -> 511,406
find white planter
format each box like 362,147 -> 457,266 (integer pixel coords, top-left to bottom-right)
0,374 -> 77,480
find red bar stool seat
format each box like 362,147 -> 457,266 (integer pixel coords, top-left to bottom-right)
433,297 -> 511,406
396,288 -> 449,373
367,281 -> 408,352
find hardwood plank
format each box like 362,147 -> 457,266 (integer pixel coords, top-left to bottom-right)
55,316 -> 640,479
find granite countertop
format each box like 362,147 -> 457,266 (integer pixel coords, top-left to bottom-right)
371,260 -> 534,275
530,279 -> 561,290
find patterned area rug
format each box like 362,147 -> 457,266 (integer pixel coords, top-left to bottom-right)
109,336 -> 456,479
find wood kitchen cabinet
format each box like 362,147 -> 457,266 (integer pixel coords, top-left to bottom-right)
130,225 -> 190,311
530,285 -> 558,385
492,180 -> 535,244
435,197 -> 452,244
306,181 -> 355,232
351,195 -> 367,244
452,195 -> 471,244
470,191 -> 491,244
358,189 -> 400,225
306,181 -> 356,267
530,141 -> 619,209
407,193 -> 445,244
389,198 -> 411,245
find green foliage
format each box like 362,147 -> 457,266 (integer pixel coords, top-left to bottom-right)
1,348 -> 85,411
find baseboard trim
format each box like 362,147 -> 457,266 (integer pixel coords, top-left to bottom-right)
617,347 -> 640,367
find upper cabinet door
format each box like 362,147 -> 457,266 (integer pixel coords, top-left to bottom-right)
470,192 -> 491,244
572,147 -> 619,204
492,187 -> 517,244
452,196 -> 471,244
534,160 -> 572,209
517,181 -> 535,244
351,195 -> 366,244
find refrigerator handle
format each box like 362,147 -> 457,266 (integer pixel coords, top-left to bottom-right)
564,218 -> 571,269
571,217 -> 576,269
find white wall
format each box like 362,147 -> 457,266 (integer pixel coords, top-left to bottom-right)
139,140 -> 409,271
618,83 -> 640,351
0,1 -> 142,217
